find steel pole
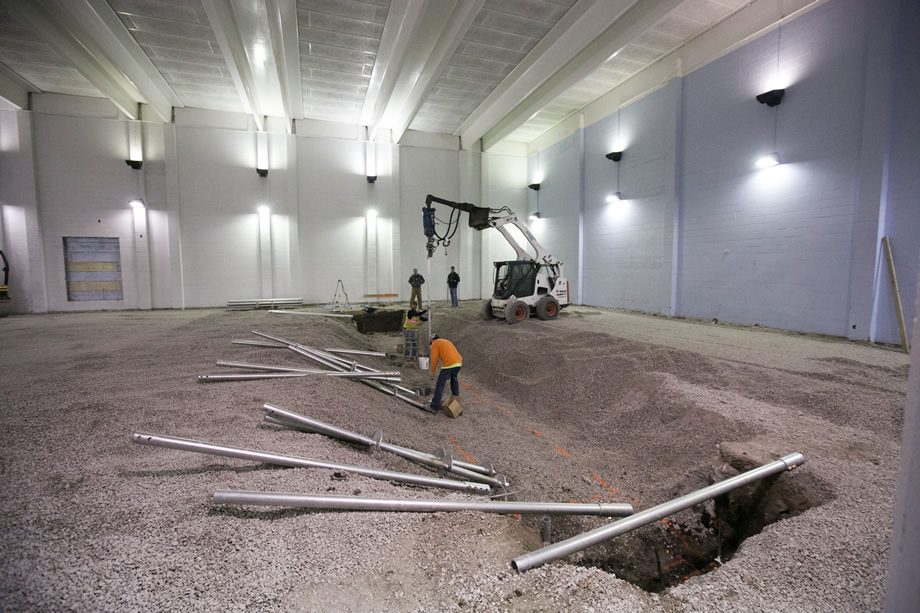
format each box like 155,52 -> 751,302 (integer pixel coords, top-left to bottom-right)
232,339 -> 288,348
263,404 -> 508,488
250,330 -> 430,410
216,360 -> 325,374
511,453 -> 806,572
198,373 -> 308,382
131,432 -> 491,494
212,491 -> 635,517
324,348 -> 387,357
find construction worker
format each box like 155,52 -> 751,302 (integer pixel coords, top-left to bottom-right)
447,266 -> 460,307
408,268 -> 425,306
403,302 -> 427,359
429,334 -> 461,412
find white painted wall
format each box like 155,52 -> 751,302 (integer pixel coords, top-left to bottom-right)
0,110 -> 47,313
31,109 -> 144,311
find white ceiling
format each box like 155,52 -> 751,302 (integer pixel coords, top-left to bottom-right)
0,0 -> 801,148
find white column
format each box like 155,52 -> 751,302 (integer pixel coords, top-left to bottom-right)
258,206 -> 272,298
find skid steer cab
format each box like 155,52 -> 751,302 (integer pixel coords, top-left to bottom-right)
482,260 -> 569,324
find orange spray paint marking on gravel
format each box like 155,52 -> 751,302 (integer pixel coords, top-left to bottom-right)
526,425 -> 541,436
447,433 -> 476,465
555,446 -> 571,457
460,380 -> 490,404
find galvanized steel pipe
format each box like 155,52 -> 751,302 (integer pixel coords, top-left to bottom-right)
250,330 -> 429,410
131,432 -> 491,494
232,339 -> 288,348
511,453 -> 806,572
198,373 -> 307,382
216,360 -> 324,374
212,491 -> 635,517
263,404 -> 509,488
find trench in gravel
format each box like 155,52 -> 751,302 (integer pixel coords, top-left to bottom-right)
571,463 -> 831,593
355,308 -> 834,593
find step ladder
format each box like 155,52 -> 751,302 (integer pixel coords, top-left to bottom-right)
403,330 -> 419,368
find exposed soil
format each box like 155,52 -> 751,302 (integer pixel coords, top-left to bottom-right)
0,301 -> 910,611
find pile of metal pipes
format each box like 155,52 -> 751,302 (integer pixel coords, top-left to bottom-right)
132,432 -> 492,494
262,403 -> 510,489
198,330 -> 429,411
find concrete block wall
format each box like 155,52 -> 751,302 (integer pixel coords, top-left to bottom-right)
527,132 -> 582,302
678,1 -> 871,335
582,81 -> 679,315
528,0 -> 917,343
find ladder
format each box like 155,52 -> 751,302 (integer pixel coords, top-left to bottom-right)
333,280 -> 351,311
403,330 -> 419,368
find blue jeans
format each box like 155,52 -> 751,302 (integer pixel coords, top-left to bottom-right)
449,286 -> 458,306
432,366 -> 461,407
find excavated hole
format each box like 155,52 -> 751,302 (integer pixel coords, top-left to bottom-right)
569,463 -> 831,593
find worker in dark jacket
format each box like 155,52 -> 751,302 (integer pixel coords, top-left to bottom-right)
408,268 -> 425,306
429,334 -> 462,412
447,267 -> 460,307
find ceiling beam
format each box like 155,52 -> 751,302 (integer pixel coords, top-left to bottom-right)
359,0 -> 426,141
385,0 -> 484,144
479,0 -> 682,150
457,0 -> 634,148
0,62 -> 35,110
202,0 -> 277,131
8,0 -> 147,119
81,0 -> 181,122
265,0 -> 302,130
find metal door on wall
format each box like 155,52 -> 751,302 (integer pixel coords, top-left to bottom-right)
63,237 -> 123,301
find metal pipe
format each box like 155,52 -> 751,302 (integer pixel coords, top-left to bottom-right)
324,348 -> 387,358
232,339 -> 288,348
325,371 -> 401,379
268,310 -> 353,318
250,330 -> 430,410
212,491 -> 635,517
511,453 -> 806,573
132,432 -> 491,494
216,360 -> 325,374
262,404 -> 508,488
198,373 -> 308,382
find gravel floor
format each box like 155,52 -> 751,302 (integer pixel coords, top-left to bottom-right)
0,302 -> 910,612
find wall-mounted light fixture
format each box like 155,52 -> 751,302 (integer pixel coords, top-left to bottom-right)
125,120 -> 143,169
256,131 -> 268,177
528,183 -> 540,191
529,212 -> 541,220
605,151 -> 623,162
129,199 -> 145,208
756,89 -> 785,107
366,141 -> 377,183
755,152 -> 781,168
605,193 -> 622,203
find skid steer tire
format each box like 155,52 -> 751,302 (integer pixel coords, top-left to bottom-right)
505,300 -> 529,325
535,296 -> 560,320
481,299 -> 495,320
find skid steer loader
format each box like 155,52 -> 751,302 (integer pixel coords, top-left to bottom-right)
424,195 -> 569,324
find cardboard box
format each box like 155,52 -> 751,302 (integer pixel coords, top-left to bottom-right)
442,397 -> 462,418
